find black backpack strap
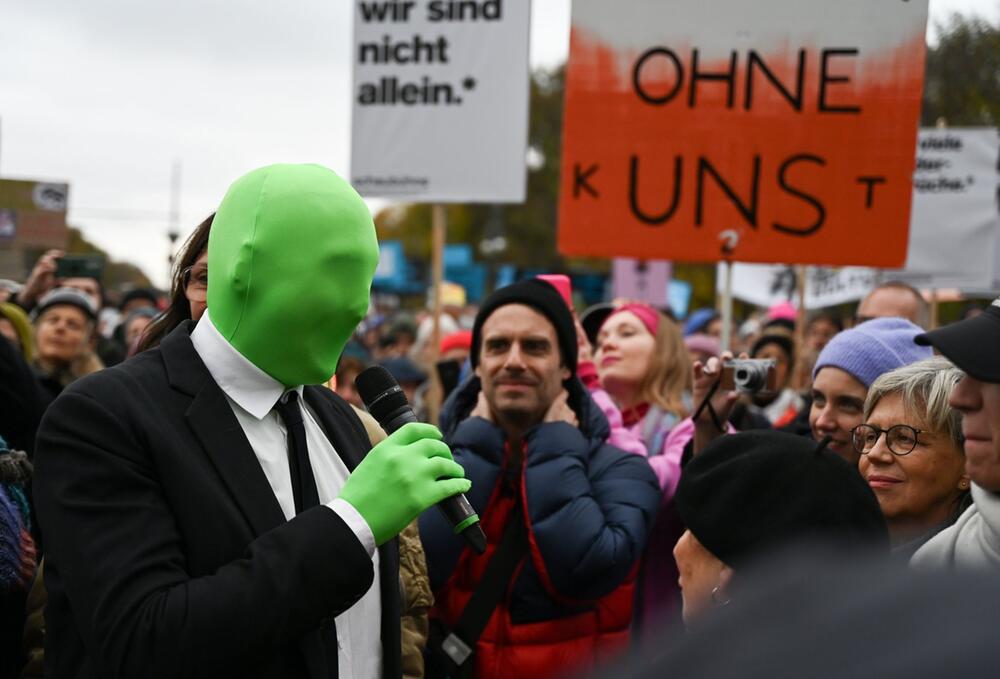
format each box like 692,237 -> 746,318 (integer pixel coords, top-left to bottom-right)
432,500 -> 529,675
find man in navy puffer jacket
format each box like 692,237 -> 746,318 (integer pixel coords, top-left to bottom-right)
420,279 -> 660,679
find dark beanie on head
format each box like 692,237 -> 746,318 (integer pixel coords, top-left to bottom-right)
471,279 -> 578,373
751,332 -> 795,364
675,431 -> 888,568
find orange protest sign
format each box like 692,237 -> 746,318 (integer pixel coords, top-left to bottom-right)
557,1 -> 929,267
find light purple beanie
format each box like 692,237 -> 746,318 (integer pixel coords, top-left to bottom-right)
812,317 -> 932,388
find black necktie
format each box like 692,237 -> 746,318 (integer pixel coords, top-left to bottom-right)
274,391 -> 320,514
274,391 -> 338,678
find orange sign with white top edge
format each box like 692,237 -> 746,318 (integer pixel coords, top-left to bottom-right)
557,0 -> 929,266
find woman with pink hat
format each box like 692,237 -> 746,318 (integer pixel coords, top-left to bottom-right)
576,302 -> 695,637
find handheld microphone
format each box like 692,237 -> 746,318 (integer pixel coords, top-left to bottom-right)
356,365 -> 487,554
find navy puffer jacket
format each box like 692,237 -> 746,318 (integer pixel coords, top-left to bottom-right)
421,376 -> 660,677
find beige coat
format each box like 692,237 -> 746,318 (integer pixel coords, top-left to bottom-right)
352,406 -> 432,679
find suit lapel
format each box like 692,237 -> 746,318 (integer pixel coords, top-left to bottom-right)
161,323 -> 286,537
186,388 -> 287,536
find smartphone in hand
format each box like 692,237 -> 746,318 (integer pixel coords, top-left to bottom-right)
55,255 -> 104,280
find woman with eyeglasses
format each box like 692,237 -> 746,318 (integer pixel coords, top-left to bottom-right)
854,357 -> 972,558
809,317 -> 932,464
136,214 -> 213,351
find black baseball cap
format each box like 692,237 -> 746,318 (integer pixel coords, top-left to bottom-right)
580,303 -> 615,347
915,298 -> 1000,383
751,332 -> 795,363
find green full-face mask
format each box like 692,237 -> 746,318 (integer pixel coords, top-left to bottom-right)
207,164 -> 378,387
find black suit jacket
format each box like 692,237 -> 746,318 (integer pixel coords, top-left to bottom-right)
34,323 -> 402,679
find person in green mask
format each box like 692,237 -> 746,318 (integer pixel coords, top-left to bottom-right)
33,163 -> 469,679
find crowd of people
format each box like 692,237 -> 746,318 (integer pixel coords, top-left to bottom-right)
1,166 -> 998,679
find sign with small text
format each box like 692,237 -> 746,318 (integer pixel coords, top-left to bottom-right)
351,0 -> 530,202
889,128 -> 1000,290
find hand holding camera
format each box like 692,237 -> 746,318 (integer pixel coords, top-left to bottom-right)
692,353 -> 741,431
691,352 -> 776,455
17,251 -> 105,309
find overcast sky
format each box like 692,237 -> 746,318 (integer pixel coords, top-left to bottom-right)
1,0 -> 997,287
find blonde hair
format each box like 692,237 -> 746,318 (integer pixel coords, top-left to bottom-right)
863,356 -> 964,449
635,314 -> 692,418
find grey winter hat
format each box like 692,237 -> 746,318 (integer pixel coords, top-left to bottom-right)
32,287 -> 98,322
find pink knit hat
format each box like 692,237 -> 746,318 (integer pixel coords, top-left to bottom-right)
602,303 -> 660,337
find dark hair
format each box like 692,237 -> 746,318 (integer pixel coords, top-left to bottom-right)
136,213 -> 213,352
336,355 -> 368,381
807,311 -> 844,333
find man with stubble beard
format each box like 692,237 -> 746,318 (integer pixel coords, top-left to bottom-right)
420,279 -> 660,679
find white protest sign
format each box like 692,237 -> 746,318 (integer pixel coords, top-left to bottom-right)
351,0 -> 530,202
889,128 -> 1000,290
718,263 -> 878,309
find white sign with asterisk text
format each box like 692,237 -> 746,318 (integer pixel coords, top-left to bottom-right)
351,0 -> 530,202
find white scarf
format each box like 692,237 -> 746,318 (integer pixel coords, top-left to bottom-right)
911,483 -> 1000,570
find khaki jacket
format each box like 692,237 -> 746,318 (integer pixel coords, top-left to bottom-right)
352,406 -> 432,679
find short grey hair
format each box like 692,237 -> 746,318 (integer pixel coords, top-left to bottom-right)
863,356 -> 964,449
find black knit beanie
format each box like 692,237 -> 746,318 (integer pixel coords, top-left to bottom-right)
675,431 -> 888,568
471,278 -> 578,373
751,332 -> 795,365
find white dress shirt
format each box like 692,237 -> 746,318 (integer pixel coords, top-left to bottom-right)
191,311 -> 382,679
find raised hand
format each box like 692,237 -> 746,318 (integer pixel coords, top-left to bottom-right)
691,351 -> 747,454
18,249 -> 63,306
544,389 -> 579,428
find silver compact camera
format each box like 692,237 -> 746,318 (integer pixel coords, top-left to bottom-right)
720,358 -> 778,394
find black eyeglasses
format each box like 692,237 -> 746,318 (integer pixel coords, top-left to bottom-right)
181,266 -> 208,302
851,423 -> 925,456
181,266 -> 207,286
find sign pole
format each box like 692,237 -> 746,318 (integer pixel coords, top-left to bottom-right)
428,204 -> 446,425
721,260 -> 734,353
167,160 -> 182,271
929,288 -> 940,329
795,265 -> 808,348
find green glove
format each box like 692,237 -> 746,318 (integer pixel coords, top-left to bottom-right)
339,422 -> 471,546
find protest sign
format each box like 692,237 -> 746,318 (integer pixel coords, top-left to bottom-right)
351,0 -> 530,202
718,263 -> 878,310
612,258 -> 671,306
714,129 -> 1000,307
558,0 -> 929,267
889,128 -> 1000,290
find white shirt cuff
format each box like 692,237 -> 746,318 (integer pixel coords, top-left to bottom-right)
327,498 -> 376,558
